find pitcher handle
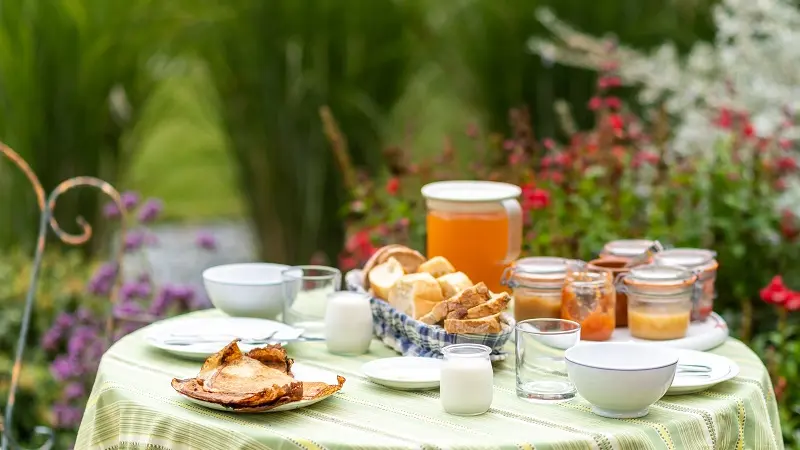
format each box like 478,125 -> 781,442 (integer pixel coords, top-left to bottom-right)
502,198 -> 522,264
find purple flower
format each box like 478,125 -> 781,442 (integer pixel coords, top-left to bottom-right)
55,312 -> 75,329
67,326 -> 100,356
50,355 -> 81,381
52,403 -> 83,428
114,300 -> 144,318
102,202 -> 120,219
63,382 -> 86,401
87,263 -> 118,296
124,232 -> 145,252
121,191 -> 140,211
42,327 -> 63,351
137,198 -> 163,223
75,307 -> 95,323
195,231 -> 217,251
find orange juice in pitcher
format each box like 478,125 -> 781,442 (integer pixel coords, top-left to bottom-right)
421,181 -> 522,293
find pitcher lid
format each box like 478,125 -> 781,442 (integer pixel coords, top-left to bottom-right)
421,181 -> 521,203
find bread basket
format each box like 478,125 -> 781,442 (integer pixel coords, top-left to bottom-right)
345,269 -> 514,361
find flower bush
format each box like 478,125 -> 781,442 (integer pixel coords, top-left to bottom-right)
2,192 -> 219,447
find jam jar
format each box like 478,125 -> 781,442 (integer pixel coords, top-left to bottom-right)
587,257 -> 630,327
502,257 -> 572,321
561,264 -> 616,341
599,239 -> 657,263
623,264 -> 697,340
654,249 -> 718,321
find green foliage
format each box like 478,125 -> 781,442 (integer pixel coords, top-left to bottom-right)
189,0 -> 422,265
0,0 -> 197,250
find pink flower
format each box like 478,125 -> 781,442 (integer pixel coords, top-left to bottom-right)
715,108 -> 733,129
521,184 -> 551,211
608,114 -> 624,131
776,156 -> 798,172
588,97 -> 603,110
543,138 -> 555,150
604,97 -> 622,110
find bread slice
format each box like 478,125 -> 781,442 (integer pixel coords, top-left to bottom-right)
436,272 -> 473,299
381,246 -> 426,274
466,292 -> 511,319
418,256 -> 456,278
361,245 -> 400,285
418,282 -> 491,324
387,273 -> 444,319
444,313 -> 502,334
367,257 -> 405,300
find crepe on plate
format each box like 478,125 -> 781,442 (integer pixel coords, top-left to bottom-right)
171,340 -> 345,410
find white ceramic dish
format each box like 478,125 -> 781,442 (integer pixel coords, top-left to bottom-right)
667,349 -> 740,395
565,342 -> 678,419
176,363 -> 341,412
362,357 -> 443,390
144,316 -> 301,360
202,263 -> 289,319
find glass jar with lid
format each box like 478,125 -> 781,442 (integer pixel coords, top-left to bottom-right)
587,258 -> 630,327
501,257 -> 572,321
623,264 -> 697,340
561,263 -> 616,341
653,249 -> 718,321
599,239 -> 656,263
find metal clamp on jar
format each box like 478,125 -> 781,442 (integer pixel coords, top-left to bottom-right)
653,249 -> 718,322
622,264 -> 698,340
501,257 -> 572,321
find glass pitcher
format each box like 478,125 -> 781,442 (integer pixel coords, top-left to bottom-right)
421,181 -> 522,293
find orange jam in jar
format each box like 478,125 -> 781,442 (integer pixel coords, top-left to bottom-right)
502,257 -> 573,321
623,264 -> 697,340
561,265 -> 615,341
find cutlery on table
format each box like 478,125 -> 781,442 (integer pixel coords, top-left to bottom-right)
160,331 -> 324,346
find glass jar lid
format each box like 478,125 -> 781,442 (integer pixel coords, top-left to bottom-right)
503,257 -> 570,288
654,248 -> 717,271
623,264 -> 697,290
602,239 -> 655,257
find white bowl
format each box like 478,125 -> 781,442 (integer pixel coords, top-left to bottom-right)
202,263 -> 290,319
565,342 -> 678,419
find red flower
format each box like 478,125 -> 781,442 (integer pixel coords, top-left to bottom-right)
715,108 -> 733,129
553,153 -> 571,166
786,293 -> 800,311
588,97 -> 603,111
543,138 -> 555,150
338,255 -> 358,271
385,177 -> 400,195
608,114 -> 624,131
521,184 -> 551,211
345,230 -> 377,259
604,97 -> 622,110
598,76 -> 621,89
776,156 -> 798,172
743,122 -> 755,138
541,156 -> 554,168
542,171 -> 564,184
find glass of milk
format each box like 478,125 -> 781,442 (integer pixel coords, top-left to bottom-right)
440,344 -> 494,416
324,291 -> 374,355
282,266 -> 342,338
515,318 -> 581,402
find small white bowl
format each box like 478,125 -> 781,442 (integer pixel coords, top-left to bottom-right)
565,342 -> 678,419
202,263 -> 289,319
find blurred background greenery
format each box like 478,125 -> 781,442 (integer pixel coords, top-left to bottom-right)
3,0 -> 800,447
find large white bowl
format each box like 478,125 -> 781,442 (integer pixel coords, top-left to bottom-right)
565,342 -> 678,419
202,263 -> 289,319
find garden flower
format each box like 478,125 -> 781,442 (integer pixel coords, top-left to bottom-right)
63,382 -> 86,401
604,97 -> 622,109
120,191 -> 140,211
521,184 -> 551,211
50,355 -> 81,381
386,177 -> 400,196
137,198 -> 163,223
588,97 -> 603,110
52,403 -> 84,429
124,232 -> 146,252
102,202 -> 121,219
195,231 -> 218,250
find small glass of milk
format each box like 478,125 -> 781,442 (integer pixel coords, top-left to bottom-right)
324,291 -> 374,355
440,344 -> 494,416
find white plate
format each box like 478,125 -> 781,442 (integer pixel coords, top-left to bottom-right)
177,363 -> 342,412
144,316 -> 301,360
608,313 -> 729,351
362,357 -> 442,390
666,349 -> 740,395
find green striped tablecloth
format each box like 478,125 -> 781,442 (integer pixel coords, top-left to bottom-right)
76,310 -> 783,450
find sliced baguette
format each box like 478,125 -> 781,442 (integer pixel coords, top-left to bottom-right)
367,257 -> 405,300
466,292 -> 511,319
418,256 -> 456,278
436,272 -> 473,299
387,273 -> 444,319
418,282 -> 491,324
444,313 -> 502,334
381,247 -> 426,274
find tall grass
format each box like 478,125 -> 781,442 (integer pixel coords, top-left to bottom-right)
0,0 -> 194,250
196,0 -> 422,263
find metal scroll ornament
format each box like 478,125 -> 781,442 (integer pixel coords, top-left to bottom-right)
0,143 -> 127,450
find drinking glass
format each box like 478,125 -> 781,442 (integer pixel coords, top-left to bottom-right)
515,318 -> 581,402
282,265 -> 341,338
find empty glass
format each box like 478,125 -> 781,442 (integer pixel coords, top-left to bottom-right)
515,318 -> 581,402
282,265 -> 342,338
